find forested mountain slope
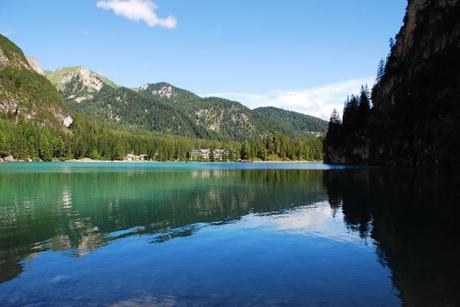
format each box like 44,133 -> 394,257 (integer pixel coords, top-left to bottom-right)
254,107 -> 328,135
0,34 -> 323,162
0,34 -> 234,161
45,66 -> 326,141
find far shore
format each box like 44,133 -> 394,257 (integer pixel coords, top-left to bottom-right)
66,159 -> 323,163
1,158 -> 323,164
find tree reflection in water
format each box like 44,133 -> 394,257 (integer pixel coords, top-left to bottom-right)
0,166 -> 459,305
324,168 -> 460,306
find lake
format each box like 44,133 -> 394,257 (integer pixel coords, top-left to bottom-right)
0,162 -> 458,306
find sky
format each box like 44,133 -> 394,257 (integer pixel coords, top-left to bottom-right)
0,0 -> 407,119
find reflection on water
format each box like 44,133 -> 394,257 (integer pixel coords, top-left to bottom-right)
0,163 -> 458,306
324,169 -> 460,306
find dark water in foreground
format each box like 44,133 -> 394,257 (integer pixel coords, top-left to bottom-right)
0,162 -> 458,306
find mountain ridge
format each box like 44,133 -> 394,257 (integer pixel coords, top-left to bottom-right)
0,33 -> 323,162
43,64 -> 327,141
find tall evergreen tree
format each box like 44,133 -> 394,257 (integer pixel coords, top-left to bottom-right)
376,59 -> 386,82
326,109 -> 343,145
357,86 -> 371,129
38,133 -> 53,161
342,95 -> 359,132
240,142 -> 251,160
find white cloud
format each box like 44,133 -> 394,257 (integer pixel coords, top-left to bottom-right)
201,78 -> 374,120
96,0 -> 176,29
238,202 -> 359,242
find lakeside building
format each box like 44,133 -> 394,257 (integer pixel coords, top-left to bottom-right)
190,149 -> 232,161
124,154 -> 149,161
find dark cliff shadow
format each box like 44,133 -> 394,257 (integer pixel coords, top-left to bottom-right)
324,168 -> 460,306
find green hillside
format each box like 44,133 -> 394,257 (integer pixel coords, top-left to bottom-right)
0,34 -> 323,162
253,107 -> 328,134
48,69 -> 323,141
0,34 -> 70,129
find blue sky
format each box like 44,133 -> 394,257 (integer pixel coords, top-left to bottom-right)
0,0 -> 407,118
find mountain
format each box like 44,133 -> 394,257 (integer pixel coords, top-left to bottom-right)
0,34 -> 70,129
46,69 -> 325,141
254,107 -> 328,135
134,82 -> 203,114
45,66 -> 118,90
325,0 -> 460,166
0,34 -> 219,162
0,34 -> 324,162
136,83 -> 301,140
0,34 -> 218,161
136,85 -> 328,139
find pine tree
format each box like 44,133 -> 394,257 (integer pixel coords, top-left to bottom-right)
342,95 -> 359,132
112,142 -> 125,161
357,86 -> 371,129
389,37 -> 395,49
377,59 -> 385,82
0,131 -> 8,157
54,137 -> 65,158
90,149 -> 101,160
240,142 -> 251,160
326,109 -> 343,146
39,133 -> 53,161
330,109 -> 341,124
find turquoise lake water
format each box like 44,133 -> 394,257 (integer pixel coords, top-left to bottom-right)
0,162 -> 458,306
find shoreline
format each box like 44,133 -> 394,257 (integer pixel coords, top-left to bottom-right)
2,158 -> 323,164
66,159 -> 324,163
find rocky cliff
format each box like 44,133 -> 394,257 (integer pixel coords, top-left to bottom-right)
325,0 -> 460,166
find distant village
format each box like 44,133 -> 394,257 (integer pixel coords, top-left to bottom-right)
124,148 -> 233,162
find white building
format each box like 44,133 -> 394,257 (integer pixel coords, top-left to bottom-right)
125,154 -> 148,161
190,149 -> 231,161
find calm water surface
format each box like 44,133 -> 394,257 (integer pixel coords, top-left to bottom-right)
0,162 -> 458,306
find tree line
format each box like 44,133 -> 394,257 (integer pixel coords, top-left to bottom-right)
0,115 -> 323,162
324,86 -> 372,162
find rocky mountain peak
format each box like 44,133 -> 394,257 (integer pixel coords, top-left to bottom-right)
136,83 -> 177,99
73,67 -> 104,92
58,67 -> 104,92
152,85 -> 175,98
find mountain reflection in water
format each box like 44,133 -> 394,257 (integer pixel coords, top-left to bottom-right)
0,164 -> 458,306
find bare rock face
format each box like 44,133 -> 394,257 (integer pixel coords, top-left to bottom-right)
326,0 -> 460,166
373,0 -> 460,113
368,0 -> 460,166
26,56 -> 44,75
